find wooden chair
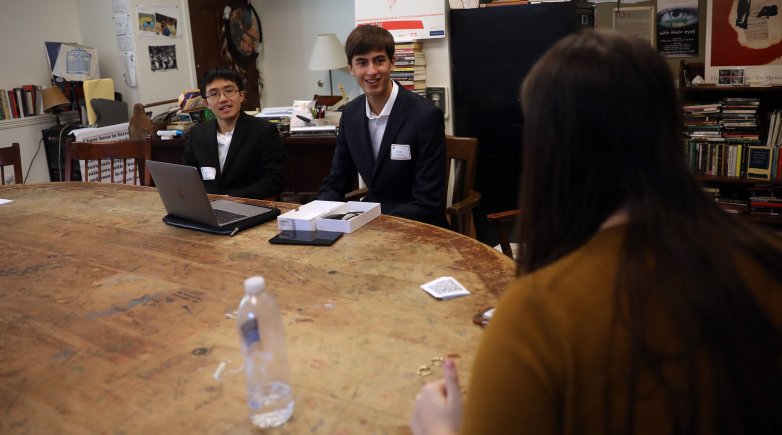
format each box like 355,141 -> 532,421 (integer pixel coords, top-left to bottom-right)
486,209 -> 520,260
444,135 -> 481,237
0,143 -> 23,185
313,95 -> 343,107
345,135 -> 482,238
64,139 -> 152,186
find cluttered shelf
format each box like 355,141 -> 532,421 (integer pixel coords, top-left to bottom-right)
680,61 -> 782,227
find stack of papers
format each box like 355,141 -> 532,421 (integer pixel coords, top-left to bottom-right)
257,106 -> 292,118
289,124 -> 337,135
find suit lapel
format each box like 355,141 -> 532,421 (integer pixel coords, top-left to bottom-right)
373,90 -> 407,179
350,97 -> 376,177
205,120 -> 220,171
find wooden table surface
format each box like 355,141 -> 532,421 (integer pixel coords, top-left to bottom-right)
0,183 -> 515,434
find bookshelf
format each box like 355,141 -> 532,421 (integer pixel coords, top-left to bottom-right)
679,61 -> 782,227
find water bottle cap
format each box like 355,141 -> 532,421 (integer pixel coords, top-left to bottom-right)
244,276 -> 266,294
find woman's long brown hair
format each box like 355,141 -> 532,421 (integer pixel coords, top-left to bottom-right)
518,30 -> 782,434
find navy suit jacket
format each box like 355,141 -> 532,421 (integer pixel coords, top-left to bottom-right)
183,112 -> 285,199
318,85 -> 447,227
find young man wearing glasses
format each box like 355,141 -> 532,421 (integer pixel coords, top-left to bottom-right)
317,26 -> 447,227
183,68 -> 285,200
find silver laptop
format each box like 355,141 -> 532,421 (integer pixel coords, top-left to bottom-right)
146,160 -> 279,233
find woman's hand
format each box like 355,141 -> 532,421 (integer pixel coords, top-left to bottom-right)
411,359 -> 464,435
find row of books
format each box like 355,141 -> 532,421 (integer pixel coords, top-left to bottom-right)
686,140 -> 782,180
393,41 -> 426,97
766,110 -> 782,148
0,85 -> 45,120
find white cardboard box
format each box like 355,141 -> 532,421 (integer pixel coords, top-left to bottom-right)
316,201 -> 381,233
277,200 -> 343,231
277,200 -> 380,233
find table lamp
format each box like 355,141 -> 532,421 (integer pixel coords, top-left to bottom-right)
307,33 -> 346,96
42,86 -> 71,125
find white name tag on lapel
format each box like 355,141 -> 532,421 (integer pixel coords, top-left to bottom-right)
390,144 -> 411,160
200,167 -> 216,180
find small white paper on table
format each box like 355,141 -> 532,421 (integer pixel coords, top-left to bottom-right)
0,199 -> 12,205
420,276 -> 471,300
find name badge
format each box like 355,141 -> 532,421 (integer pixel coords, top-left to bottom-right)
200,167 -> 216,180
391,144 -> 411,160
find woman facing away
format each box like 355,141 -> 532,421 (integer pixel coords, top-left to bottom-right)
411,29 -> 782,435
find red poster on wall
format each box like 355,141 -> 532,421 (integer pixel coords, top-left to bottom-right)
706,0 -> 782,84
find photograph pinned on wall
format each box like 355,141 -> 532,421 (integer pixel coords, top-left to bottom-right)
155,13 -> 177,38
148,45 -> 177,72
718,67 -> 747,85
138,13 -> 155,35
137,5 -> 182,39
731,68 -> 746,85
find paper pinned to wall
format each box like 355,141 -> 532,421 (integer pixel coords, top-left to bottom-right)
112,0 -> 130,14
113,13 -> 134,51
45,42 -> 99,81
613,6 -> 655,46
355,0 -> 445,41
122,51 -> 137,87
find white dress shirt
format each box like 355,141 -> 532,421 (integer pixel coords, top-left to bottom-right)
216,129 -> 233,171
365,81 -> 399,161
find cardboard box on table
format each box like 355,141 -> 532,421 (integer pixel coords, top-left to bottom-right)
277,200 -> 380,233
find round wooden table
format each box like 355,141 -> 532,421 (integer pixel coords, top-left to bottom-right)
0,183 -> 515,434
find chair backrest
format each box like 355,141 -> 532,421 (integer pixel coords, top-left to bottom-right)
313,95 -> 343,107
64,139 -> 152,186
0,143 -> 23,185
444,135 -> 481,237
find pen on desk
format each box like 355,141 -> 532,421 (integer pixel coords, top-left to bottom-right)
296,114 -> 314,126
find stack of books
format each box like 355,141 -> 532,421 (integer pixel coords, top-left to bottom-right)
721,97 -> 760,142
393,41 -> 426,97
749,185 -> 782,217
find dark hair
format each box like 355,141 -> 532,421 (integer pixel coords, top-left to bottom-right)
519,29 -> 782,433
199,67 -> 244,97
344,25 -> 395,65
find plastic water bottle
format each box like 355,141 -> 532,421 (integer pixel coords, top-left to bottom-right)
237,276 -> 294,428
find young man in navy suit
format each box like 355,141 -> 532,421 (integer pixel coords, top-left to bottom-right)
318,26 -> 447,227
183,68 -> 285,200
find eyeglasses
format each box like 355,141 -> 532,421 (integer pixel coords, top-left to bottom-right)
205,88 -> 241,102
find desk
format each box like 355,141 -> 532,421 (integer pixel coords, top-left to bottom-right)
0,183 -> 514,434
282,133 -> 338,202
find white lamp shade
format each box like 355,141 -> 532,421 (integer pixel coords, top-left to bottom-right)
308,33 -> 346,71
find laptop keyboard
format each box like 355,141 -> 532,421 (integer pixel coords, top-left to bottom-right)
213,208 -> 246,225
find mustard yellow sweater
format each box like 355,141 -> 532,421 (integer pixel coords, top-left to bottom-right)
462,224 -> 782,434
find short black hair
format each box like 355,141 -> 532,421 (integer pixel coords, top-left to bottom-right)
344,25 -> 395,65
199,67 -> 244,97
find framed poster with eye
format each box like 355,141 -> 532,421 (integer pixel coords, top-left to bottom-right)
656,0 -> 699,58
224,1 -> 262,64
